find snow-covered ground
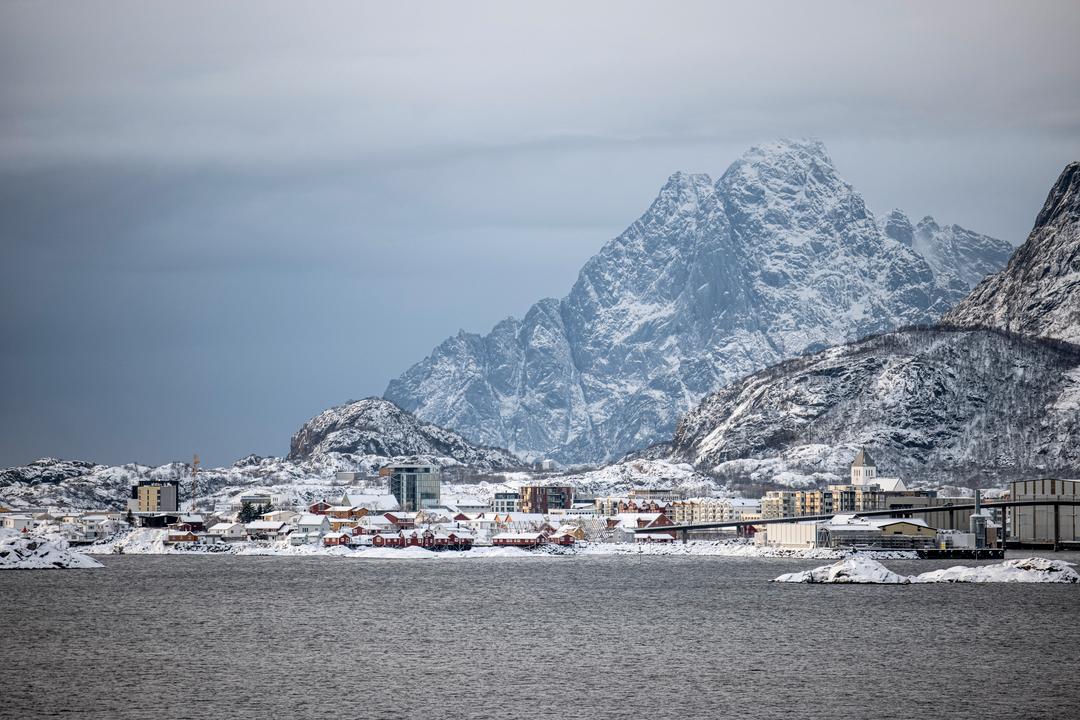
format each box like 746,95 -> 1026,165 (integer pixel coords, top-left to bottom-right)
774,556 -> 1079,584
89,530 -> 913,561
0,530 -> 103,570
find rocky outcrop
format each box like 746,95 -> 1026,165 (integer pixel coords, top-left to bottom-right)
944,162 -> 1080,342
287,397 -> 521,471
665,327 -> 1080,485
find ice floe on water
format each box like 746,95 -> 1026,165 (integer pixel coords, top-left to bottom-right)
773,556 -> 1079,584
0,534 -> 103,570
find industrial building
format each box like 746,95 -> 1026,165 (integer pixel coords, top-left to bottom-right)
1008,478 -> 1080,548
756,515 -> 938,550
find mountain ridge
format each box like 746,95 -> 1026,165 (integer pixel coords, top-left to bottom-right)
386,138 -> 1011,463
944,161 -> 1080,342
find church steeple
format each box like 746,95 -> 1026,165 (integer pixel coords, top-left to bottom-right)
850,449 -> 877,486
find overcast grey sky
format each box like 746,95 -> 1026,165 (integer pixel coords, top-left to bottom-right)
1,1 -> 1078,468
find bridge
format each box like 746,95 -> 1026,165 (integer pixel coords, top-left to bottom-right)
632,498 -> 1080,548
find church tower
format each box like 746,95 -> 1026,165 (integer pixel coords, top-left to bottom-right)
849,449 -> 877,486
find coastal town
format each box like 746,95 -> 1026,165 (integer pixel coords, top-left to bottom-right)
3,451 -> 1077,557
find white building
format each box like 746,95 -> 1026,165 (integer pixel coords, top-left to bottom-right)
850,449 -> 877,486
1,514 -> 34,533
207,522 -> 247,541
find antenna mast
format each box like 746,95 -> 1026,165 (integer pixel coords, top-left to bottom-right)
191,453 -> 200,512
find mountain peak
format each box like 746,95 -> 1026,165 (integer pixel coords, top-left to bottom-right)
1034,160 -> 1080,230
944,160 -> 1080,343
746,137 -> 832,165
880,209 -> 915,245
385,141 -> 1011,463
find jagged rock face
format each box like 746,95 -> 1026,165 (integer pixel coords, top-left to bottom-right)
880,210 -> 1014,296
668,327 -> 1080,484
945,162 -> 1080,343
386,139 -> 1010,463
287,397 -> 521,471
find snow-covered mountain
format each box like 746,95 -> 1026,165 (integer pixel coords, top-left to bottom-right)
660,327 -> 1080,486
878,210 -> 1013,295
386,139 -> 1010,463
288,397 -> 522,470
0,399 -> 522,510
944,161 -> 1080,342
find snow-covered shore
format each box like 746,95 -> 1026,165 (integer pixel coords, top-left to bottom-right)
0,532 -> 103,570
89,530 -> 915,561
773,556 -> 1079,584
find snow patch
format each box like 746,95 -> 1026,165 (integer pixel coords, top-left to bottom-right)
773,556 -> 1079,584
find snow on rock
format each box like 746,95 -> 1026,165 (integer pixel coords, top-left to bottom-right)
0,534 -> 103,570
773,556 -> 1080,584
386,139 -> 1009,464
555,459 -> 721,497
913,557 -> 1079,584
772,555 -> 911,583
97,528 -> 169,555
0,402 -> 523,512
287,397 -> 521,471
945,161 -> 1080,344
665,326 -> 1080,485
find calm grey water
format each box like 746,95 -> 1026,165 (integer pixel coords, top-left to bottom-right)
1,553 -> 1079,719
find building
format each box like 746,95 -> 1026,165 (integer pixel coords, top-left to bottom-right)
1009,478 -> 1080,548
1,514 -> 34,533
520,484 -> 574,514
244,520 -> 287,540
387,463 -> 441,511
491,492 -> 520,513
440,495 -> 488,513
206,522 -> 247,541
670,498 -> 761,525
609,512 -> 674,543
492,531 -> 549,548
230,493 -> 274,512
850,448 -> 877,485
756,515 -> 938,549
129,480 -> 180,514
761,491 -> 798,519
339,492 -> 401,513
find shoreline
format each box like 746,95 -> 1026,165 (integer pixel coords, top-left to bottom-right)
83,531 -> 920,561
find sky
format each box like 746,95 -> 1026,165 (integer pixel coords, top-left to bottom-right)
1,1 -> 1079,468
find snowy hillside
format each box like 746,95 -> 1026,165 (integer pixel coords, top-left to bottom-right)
386,139 -> 1009,463
663,327 -> 1080,486
0,399 -> 523,511
288,397 -> 521,470
945,161 -> 1080,343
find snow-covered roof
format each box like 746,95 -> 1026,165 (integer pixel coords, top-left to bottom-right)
442,495 -> 486,507
245,520 -> 286,531
493,532 -> 545,540
207,522 -> 244,533
296,513 -> 330,526
341,493 -> 400,511
875,476 -> 907,492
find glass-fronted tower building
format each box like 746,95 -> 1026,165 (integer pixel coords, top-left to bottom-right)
387,463 -> 441,511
